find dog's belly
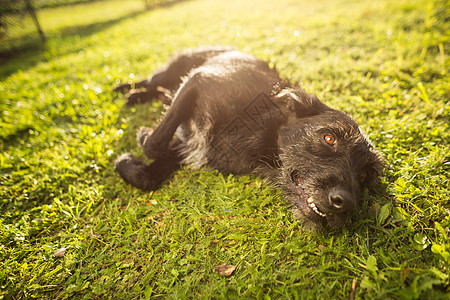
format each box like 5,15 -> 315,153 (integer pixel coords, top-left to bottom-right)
177,108 -> 279,175
176,119 -> 211,170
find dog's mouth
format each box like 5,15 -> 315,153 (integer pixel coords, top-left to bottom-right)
290,170 -> 327,218
306,197 -> 327,218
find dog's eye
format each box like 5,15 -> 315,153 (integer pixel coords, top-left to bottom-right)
290,170 -> 301,185
324,134 -> 336,145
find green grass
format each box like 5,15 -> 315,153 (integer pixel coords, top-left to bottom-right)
0,0 -> 449,298
0,0 -> 164,53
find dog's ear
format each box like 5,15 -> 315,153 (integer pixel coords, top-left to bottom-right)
277,123 -> 299,151
275,88 -> 330,118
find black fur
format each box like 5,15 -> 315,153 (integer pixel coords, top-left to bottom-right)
114,47 -> 383,230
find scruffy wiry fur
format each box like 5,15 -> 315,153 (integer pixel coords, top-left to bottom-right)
114,47 -> 384,230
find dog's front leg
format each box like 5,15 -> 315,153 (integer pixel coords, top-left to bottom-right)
138,84 -> 198,159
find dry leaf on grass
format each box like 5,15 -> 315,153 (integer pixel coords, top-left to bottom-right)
214,264 -> 236,276
53,247 -> 66,258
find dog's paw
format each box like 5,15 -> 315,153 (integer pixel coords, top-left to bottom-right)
137,127 -> 154,148
137,127 -> 166,159
115,153 -> 164,191
126,89 -> 153,106
113,83 -> 132,93
115,152 -> 138,167
125,89 -> 142,105
115,153 -> 143,181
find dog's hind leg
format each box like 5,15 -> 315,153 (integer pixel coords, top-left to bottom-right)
115,139 -> 182,191
121,55 -> 208,106
114,49 -> 228,106
113,78 -> 163,106
113,61 -> 196,106
113,79 -> 150,93
139,85 -> 198,159
146,48 -> 232,94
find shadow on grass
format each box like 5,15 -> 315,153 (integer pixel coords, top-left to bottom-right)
59,0 -> 189,37
0,0 -> 190,80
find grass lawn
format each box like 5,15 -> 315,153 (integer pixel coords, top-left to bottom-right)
1,0 -> 449,298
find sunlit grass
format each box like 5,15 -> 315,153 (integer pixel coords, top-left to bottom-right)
39,0 -> 146,33
0,0 -> 160,52
0,0 -> 449,298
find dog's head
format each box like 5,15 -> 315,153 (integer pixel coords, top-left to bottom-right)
276,90 -> 384,230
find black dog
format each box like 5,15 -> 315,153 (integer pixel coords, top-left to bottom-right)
114,47 -> 383,230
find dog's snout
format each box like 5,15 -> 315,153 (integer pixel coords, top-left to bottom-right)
328,187 -> 355,213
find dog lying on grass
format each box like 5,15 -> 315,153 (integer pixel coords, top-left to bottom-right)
114,47 -> 383,230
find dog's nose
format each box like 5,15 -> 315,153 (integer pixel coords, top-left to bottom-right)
328,187 -> 356,213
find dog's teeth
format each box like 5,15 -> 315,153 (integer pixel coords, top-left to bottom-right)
307,201 -> 326,218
